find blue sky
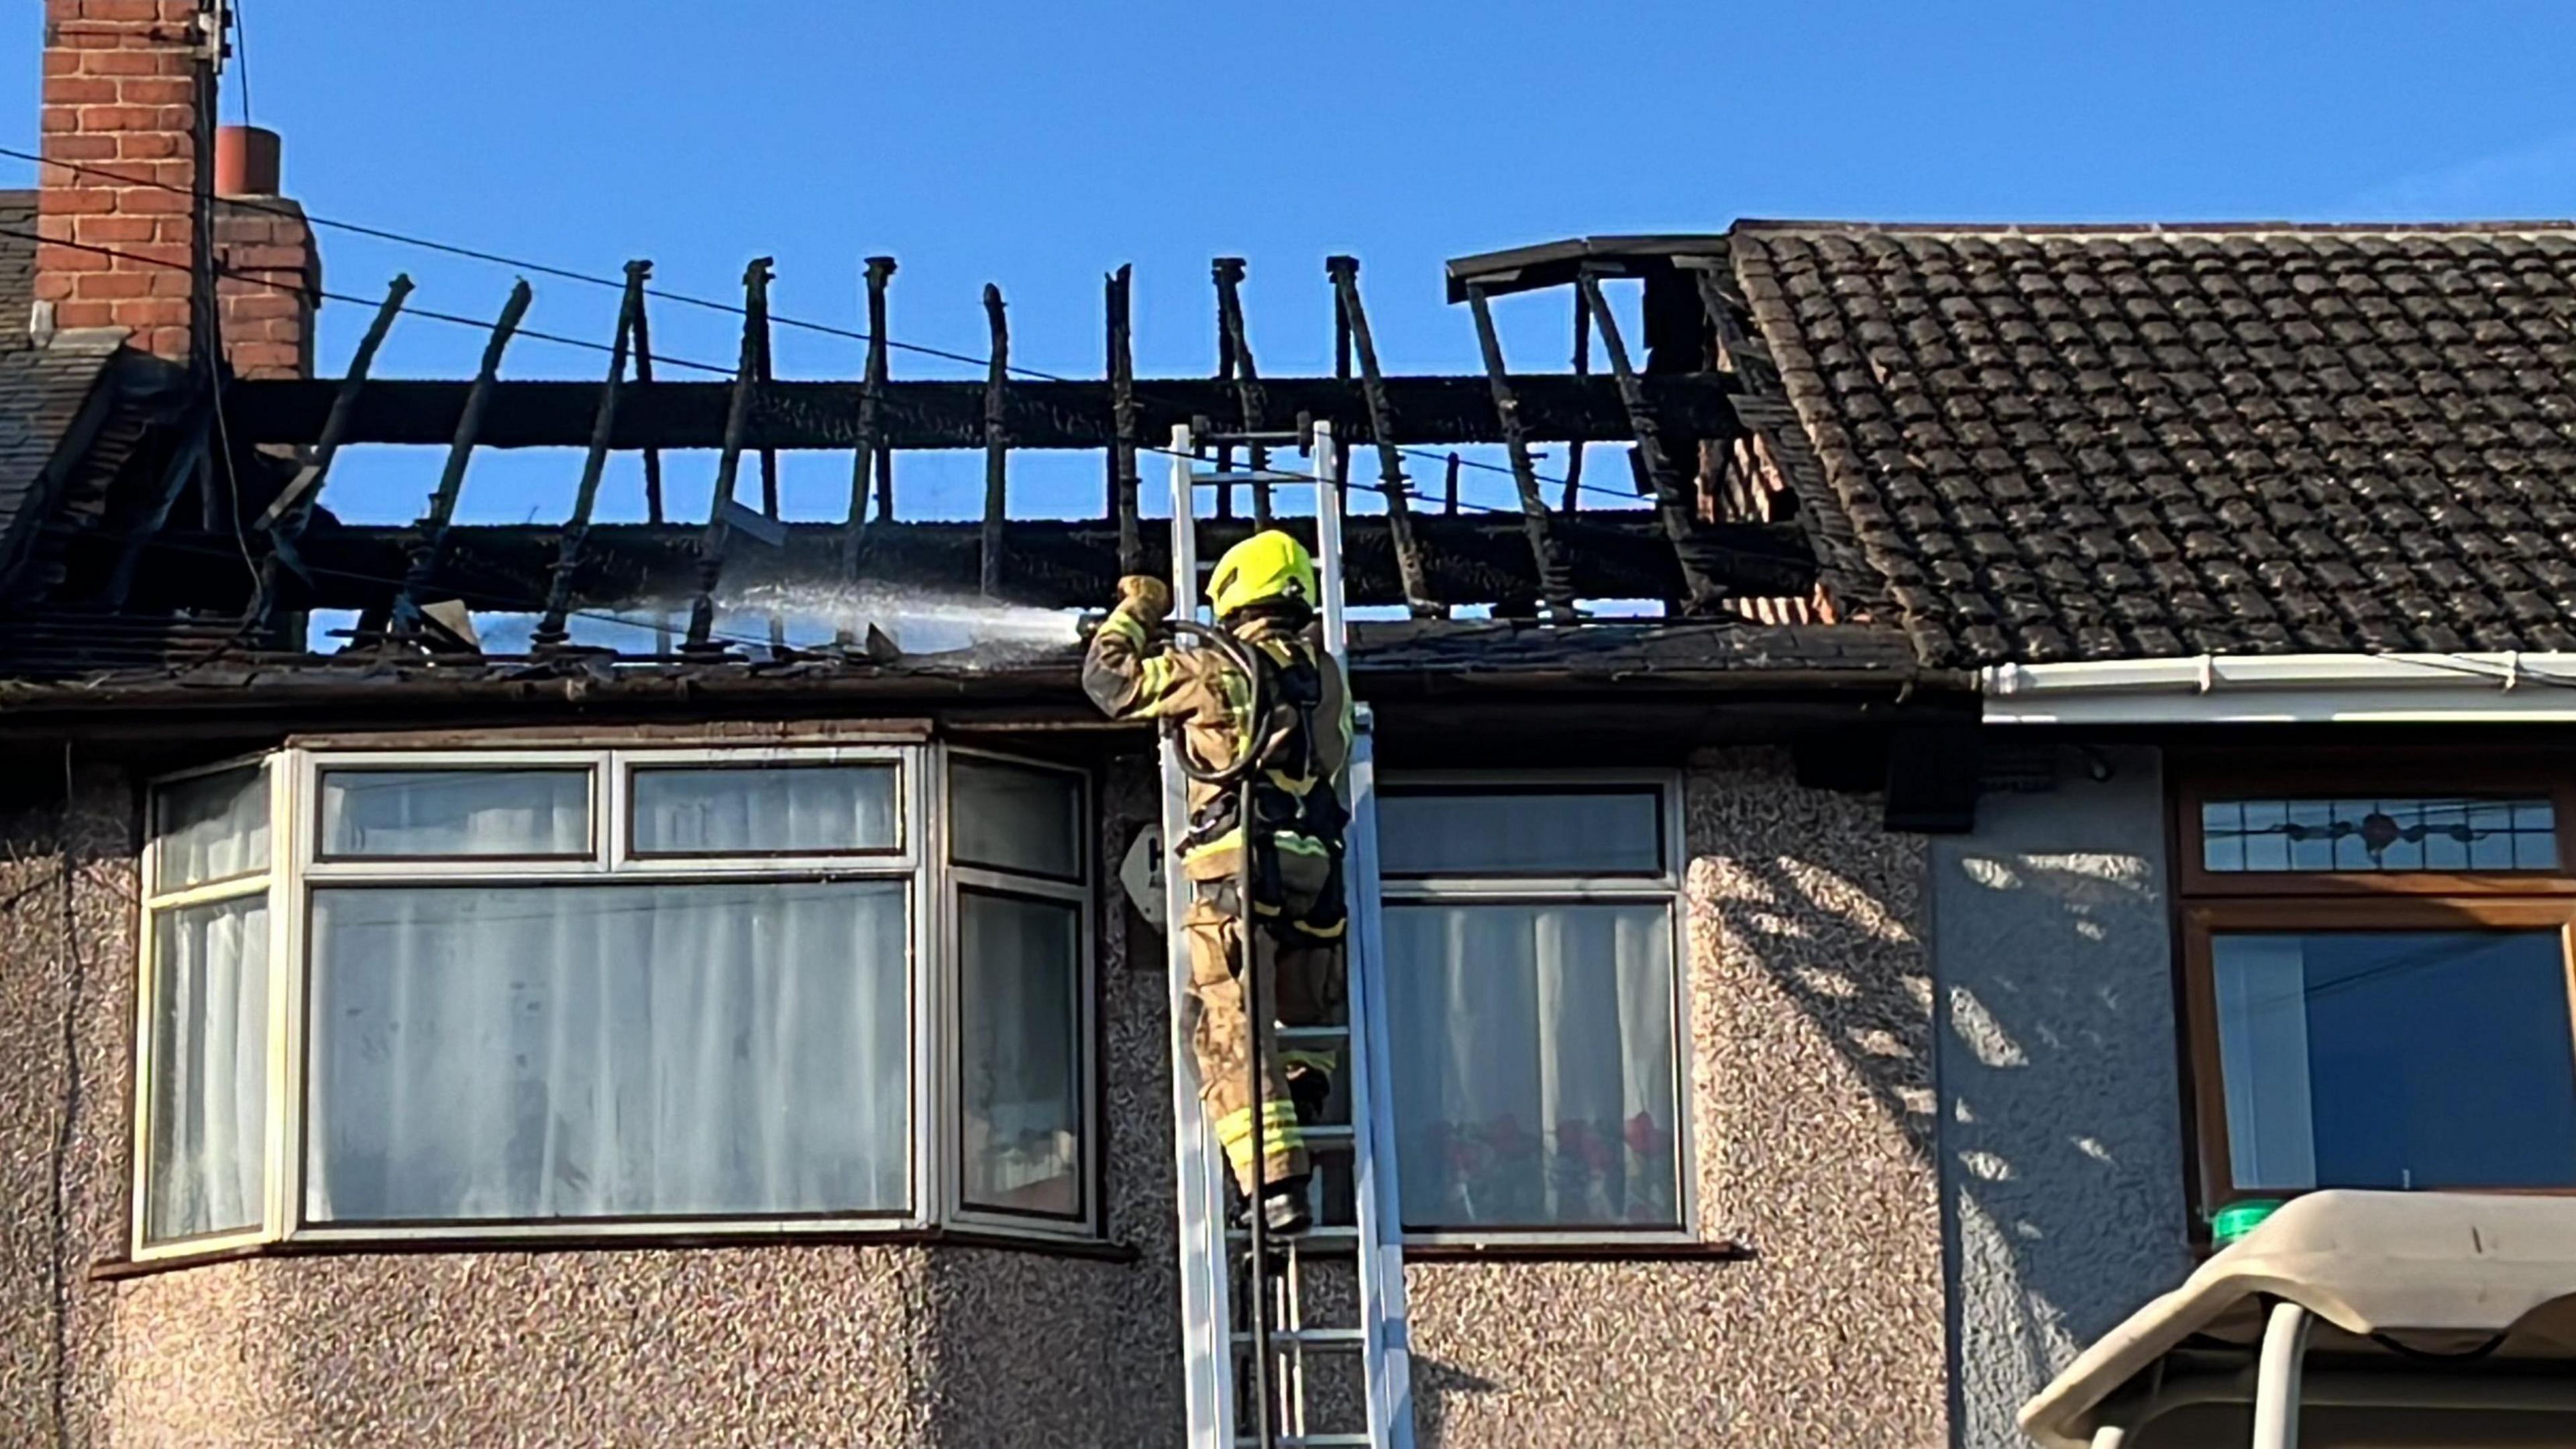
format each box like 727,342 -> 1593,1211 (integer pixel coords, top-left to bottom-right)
11,1 -> 2576,529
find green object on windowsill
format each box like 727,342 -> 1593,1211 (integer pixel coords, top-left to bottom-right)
2212,1199 -> 2285,1246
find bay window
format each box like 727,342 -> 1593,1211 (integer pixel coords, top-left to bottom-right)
1379,778 -> 1691,1240
131,741 -> 1094,1259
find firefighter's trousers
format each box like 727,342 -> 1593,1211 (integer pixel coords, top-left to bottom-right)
1183,868 -> 1343,1195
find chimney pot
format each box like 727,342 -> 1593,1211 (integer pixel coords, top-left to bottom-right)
215,125 -> 281,198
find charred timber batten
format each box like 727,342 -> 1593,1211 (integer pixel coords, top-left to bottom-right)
684,258 -> 772,655
248,271 -> 413,633
1463,282 -> 1575,621
1211,257 -> 1273,525
835,256 -> 897,647
225,374 -> 1742,451
531,260 -> 647,651
1326,255 -> 1436,617
250,514 -> 1815,616
979,282 -> 1010,598
1106,264 -> 1142,575
1576,270 -> 1724,614
390,278 -> 532,641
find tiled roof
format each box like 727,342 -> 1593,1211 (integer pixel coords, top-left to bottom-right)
0,190 -> 125,576
1729,222 -> 2576,667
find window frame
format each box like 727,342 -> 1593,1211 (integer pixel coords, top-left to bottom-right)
1377,769 -> 1697,1248
130,753 -> 287,1260
934,746 -> 1097,1240
130,739 -> 1102,1261
2173,753 -> 2576,1222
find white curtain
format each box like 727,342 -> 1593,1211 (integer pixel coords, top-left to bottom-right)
158,766 -> 269,886
306,879 -> 909,1222
633,766 -> 897,854
146,897 -> 269,1241
957,892 -> 1082,1216
1384,901 -> 1678,1229
321,770 -> 589,857
2212,935 -> 2318,1191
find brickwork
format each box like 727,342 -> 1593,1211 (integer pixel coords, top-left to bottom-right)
34,1 -> 215,364
213,196 -> 317,379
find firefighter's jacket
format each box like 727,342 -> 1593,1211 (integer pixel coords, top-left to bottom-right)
1082,604 -> 1352,906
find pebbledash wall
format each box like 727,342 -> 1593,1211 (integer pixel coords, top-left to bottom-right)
0,744 -> 1944,1447
1929,745 -> 2195,1449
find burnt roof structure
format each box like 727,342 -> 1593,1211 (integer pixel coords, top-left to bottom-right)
5,221 -> 2575,709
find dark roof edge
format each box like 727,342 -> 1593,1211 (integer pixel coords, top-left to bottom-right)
1443,234 -> 1731,302
1729,217 -> 2576,237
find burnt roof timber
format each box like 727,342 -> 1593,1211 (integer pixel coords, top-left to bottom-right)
222,374 -> 1742,450
1444,235 -> 1733,302
127,513 -> 1817,617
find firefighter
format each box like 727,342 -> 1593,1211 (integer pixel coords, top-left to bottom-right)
1083,529 -> 1350,1235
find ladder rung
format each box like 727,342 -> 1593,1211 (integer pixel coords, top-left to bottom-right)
1277,1026 -> 1348,1045
1229,1326 -> 1365,1347
1241,1437 -> 1373,1448
1228,1225 -> 1358,1245
1299,1125 -> 1352,1147
1196,428 -> 1305,445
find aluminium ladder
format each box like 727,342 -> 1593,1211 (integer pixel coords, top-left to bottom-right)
1160,422 -> 1415,1449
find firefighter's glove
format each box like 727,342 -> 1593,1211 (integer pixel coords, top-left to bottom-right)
1116,575 -> 1173,625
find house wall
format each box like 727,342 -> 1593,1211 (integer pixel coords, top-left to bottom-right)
0,744 -> 1943,1447
1403,749 -> 1944,1447
0,753 -> 1185,1449
1928,746 -> 2194,1449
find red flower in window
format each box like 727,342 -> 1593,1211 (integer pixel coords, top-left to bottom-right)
1625,1111 -> 1668,1157
1557,1118 -> 1615,1173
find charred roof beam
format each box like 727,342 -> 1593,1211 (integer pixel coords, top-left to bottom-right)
238,513 -> 1816,618
224,374 -> 1742,451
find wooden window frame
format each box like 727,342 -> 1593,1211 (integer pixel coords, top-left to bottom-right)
2173,749 -> 2576,1220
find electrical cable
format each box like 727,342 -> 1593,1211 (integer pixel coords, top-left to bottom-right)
229,1 -> 252,129
0,226 -> 740,376
0,228 -> 1733,621
1,225 -> 1691,562
0,146 -> 1671,511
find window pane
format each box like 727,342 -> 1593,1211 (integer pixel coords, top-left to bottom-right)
144,896 -> 268,1242
2201,796 -> 2559,873
156,766 -> 269,888
951,759 -> 1082,878
632,765 -> 898,855
959,892 -> 1083,1217
321,769 -> 590,858
2212,930 -> 2576,1191
1381,790 -> 1662,877
307,881 -> 910,1222
1385,902 -> 1680,1229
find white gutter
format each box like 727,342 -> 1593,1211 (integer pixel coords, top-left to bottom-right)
1981,653 -> 2576,724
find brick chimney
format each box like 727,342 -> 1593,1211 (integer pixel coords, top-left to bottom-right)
211,123 -> 319,378
36,1 -> 221,364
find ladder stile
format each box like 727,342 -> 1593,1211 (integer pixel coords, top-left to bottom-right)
1166,423 -> 1237,1449
1169,421 -> 1412,1449
1316,423 -> 1416,1448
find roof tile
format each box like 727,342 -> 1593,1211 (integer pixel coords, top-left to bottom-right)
1733,221 -> 2576,665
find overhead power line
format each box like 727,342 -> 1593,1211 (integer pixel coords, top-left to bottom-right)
0,144 -> 1680,513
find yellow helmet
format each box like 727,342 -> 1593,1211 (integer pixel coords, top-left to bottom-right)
1208,529 -> 1317,621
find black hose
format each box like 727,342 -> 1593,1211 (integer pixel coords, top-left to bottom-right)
1157,615 -> 1277,1447
1160,619 -> 1265,786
